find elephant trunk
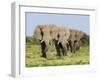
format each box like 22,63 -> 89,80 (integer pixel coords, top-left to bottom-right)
40,39 -> 44,43
40,39 -> 51,47
57,38 -> 68,45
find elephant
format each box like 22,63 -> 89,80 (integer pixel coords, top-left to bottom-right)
56,27 -> 70,56
33,24 -> 58,58
43,26 -> 70,57
68,29 -> 87,53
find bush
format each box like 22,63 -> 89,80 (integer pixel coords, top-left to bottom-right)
81,35 -> 89,46
26,36 -> 40,45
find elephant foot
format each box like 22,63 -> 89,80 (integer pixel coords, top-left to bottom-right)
57,56 -> 62,59
41,53 -> 47,58
56,54 -> 60,56
64,53 -> 67,56
73,51 -> 76,54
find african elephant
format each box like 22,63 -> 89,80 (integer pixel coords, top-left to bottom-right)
56,27 -> 70,56
46,26 -> 70,57
33,24 -> 59,58
68,29 -> 86,53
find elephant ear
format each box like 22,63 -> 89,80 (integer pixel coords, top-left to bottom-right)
78,31 -> 85,40
35,24 -> 52,44
75,30 -> 87,42
33,25 -> 43,41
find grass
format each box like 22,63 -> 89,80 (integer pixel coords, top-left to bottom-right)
25,44 -> 89,67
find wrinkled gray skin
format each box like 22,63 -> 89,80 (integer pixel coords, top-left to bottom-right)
68,29 -> 86,53
33,24 -> 70,58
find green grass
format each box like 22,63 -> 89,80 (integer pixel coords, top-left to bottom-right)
25,44 -> 89,67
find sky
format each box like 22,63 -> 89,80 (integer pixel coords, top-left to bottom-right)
25,12 -> 90,36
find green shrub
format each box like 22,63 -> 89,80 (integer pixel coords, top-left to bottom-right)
26,36 -> 40,45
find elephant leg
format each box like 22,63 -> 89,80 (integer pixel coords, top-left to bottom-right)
68,40 -> 73,53
41,41 -> 49,58
69,40 -> 76,53
58,43 -> 64,56
73,40 -> 79,53
75,42 -> 80,51
54,40 -> 61,57
41,41 -> 46,58
77,44 -> 80,50
64,46 -> 67,56
75,41 -> 80,51
61,44 -> 67,56
73,41 -> 76,53
66,43 -> 70,51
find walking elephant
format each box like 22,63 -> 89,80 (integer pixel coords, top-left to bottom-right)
33,24 -> 58,58
68,29 -> 87,53
56,27 -> 70,56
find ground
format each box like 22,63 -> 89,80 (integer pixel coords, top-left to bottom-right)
25,44 -> 89,67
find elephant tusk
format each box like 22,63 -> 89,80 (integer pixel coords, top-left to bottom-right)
57,41 -> 60,44
40,40 -> 44,43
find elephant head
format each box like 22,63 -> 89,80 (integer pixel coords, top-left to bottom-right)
57,27 -> 70,44
33,25 -> 42,41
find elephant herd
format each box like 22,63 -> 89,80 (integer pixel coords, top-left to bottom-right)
33,24 -> 87,58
